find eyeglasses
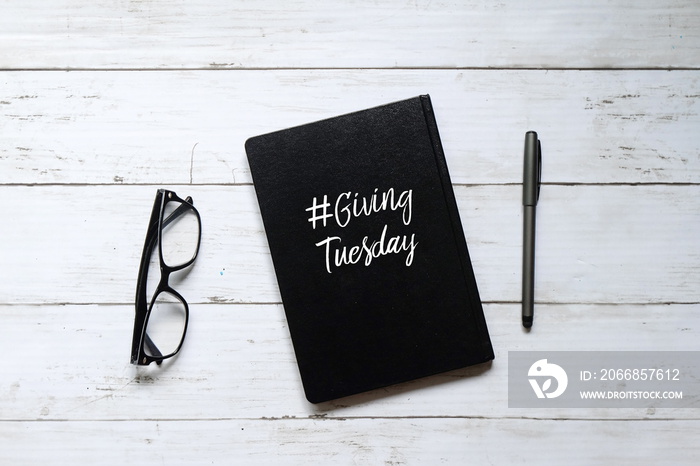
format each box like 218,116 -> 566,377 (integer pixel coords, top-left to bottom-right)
131,189 -> 202,366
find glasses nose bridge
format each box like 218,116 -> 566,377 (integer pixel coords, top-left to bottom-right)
157,263 -> 179,292
156,265 -> 194,302
158,267 -> 171,290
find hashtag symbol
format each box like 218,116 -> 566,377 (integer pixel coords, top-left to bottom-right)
305,195 -> 333,229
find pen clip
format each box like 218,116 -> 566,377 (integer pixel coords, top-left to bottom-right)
536,139 -> 542,202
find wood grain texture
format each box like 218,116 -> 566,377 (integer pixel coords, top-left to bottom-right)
1,0 -> 698,70
2,418 -> 699,465
2,1 -> 700,463
2,70 -> 699,185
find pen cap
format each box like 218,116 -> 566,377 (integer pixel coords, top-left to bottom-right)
523,131 -> 541,206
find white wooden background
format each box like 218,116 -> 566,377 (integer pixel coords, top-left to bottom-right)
2,1 -> 699,464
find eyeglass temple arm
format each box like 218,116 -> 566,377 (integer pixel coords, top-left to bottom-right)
146,196 -> 194,237
144,333 -> 163,361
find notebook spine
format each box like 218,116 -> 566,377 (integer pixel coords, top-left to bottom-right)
418,95 -> 494,361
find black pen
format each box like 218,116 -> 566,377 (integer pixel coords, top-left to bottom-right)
522,131 -> 541,328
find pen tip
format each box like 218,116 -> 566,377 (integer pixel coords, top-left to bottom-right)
522,316 -> 533,328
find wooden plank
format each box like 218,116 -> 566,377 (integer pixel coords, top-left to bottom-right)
0,303 -> 697,421
8,417 -> 700,465
1,1 -> 698,70
2,70 -> 699,186
1,418 -> 699,465
0,184 -> 697,305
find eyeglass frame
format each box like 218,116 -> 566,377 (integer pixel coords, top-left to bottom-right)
131,189 -> 202,366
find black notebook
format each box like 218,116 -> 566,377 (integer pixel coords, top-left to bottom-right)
245,95 -> 493,403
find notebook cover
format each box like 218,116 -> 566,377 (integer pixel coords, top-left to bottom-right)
245,95 -> 494,403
